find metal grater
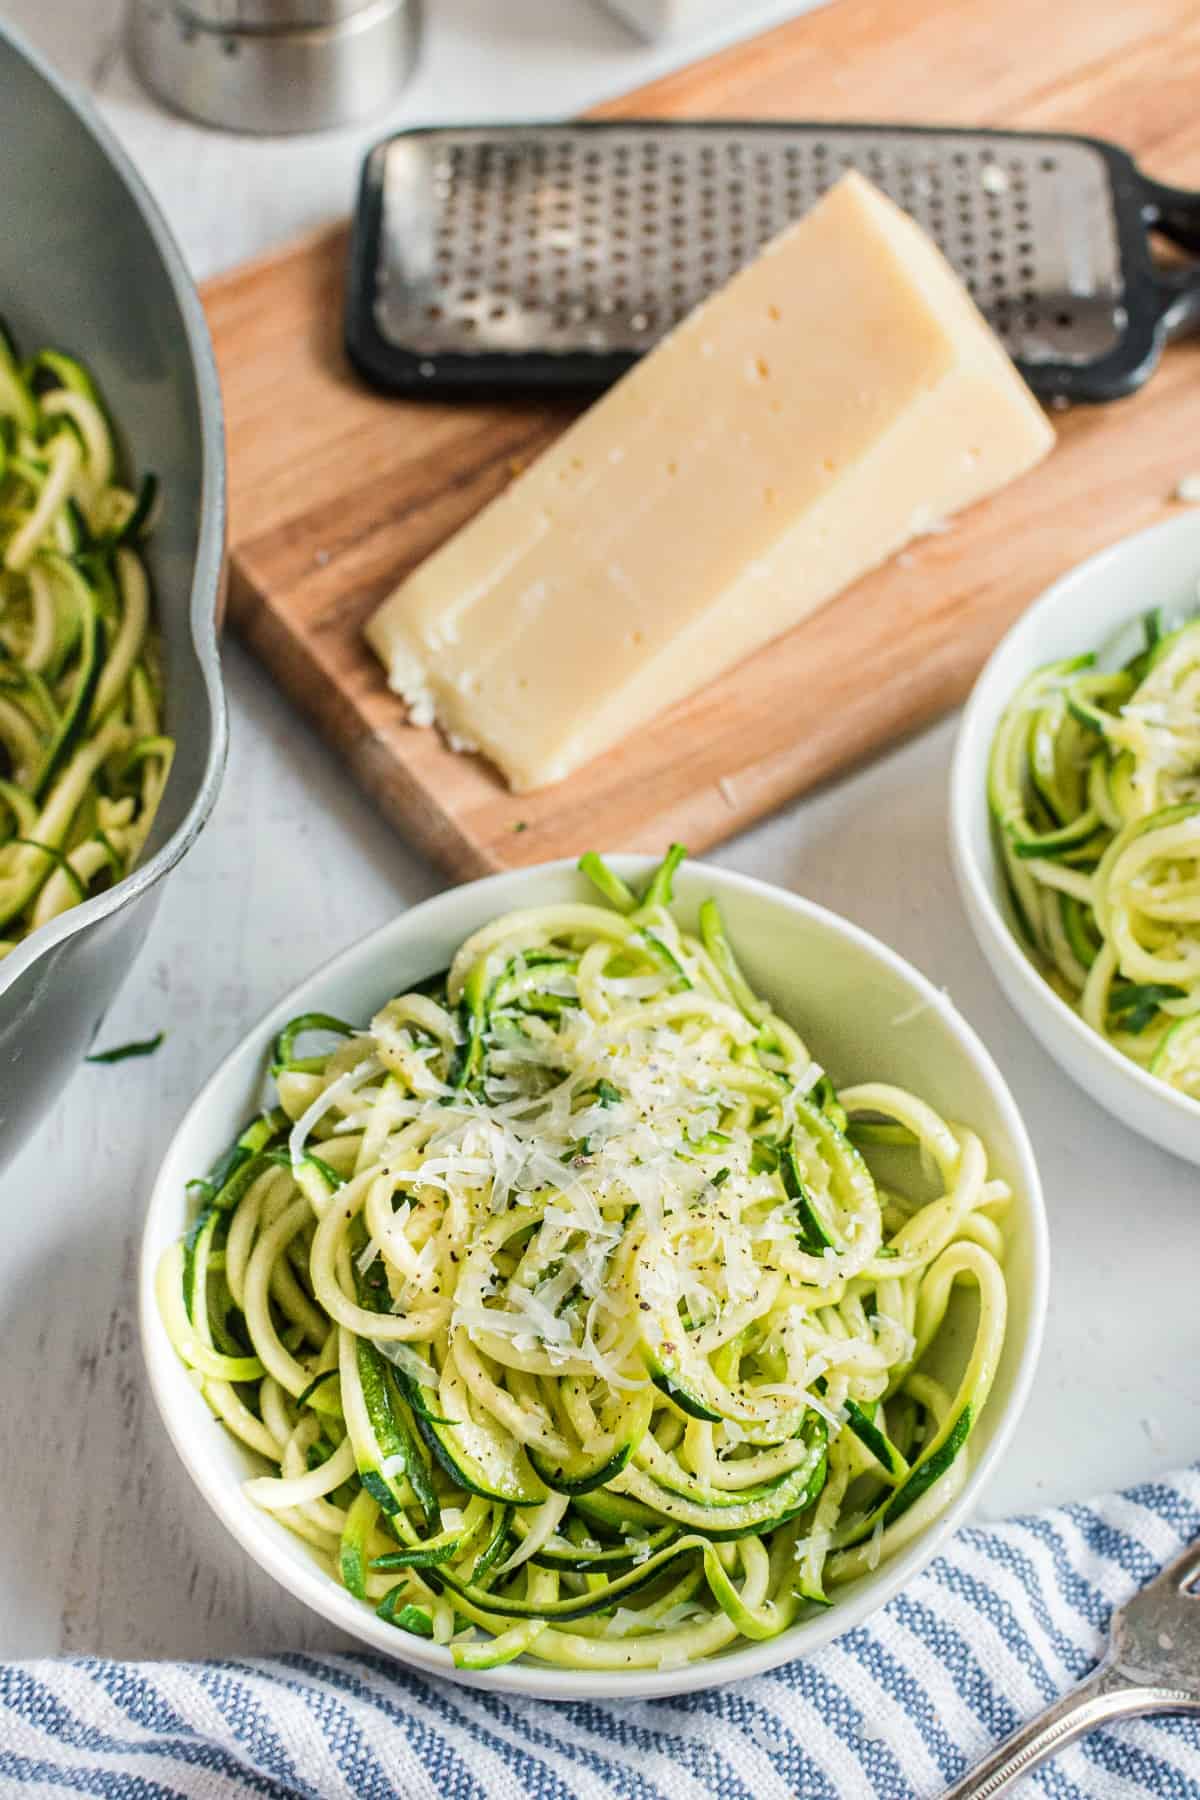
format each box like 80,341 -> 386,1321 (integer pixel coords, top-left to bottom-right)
345,122 -> 1200,404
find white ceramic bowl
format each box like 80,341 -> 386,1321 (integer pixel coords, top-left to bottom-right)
140,856 -> 1048,1699
951,512 -> 1200,1167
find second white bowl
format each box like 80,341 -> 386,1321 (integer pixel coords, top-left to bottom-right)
951,511 -> 1200,1166
140,856 -> 1047,1699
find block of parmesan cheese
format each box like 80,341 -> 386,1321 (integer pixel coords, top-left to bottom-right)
367,171 -> 1055,792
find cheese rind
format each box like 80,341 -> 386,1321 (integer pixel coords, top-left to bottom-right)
367,171 -> 1055,792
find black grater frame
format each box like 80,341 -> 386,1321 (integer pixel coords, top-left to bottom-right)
345,120 -> 1200,406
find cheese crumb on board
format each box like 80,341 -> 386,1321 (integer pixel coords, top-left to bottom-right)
367,171 -> 1055,792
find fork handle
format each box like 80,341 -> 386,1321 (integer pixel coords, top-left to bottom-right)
942,1662 -> 1200,1799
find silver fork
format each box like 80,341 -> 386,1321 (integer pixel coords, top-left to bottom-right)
944,1532 -> 1200,1797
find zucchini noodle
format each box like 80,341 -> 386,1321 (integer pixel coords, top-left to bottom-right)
989,606 -> 1200,1097
160,848 -> 1010,1673
0,324 -> 170,958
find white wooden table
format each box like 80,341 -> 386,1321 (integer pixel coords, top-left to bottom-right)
0,0 -> 1196,1665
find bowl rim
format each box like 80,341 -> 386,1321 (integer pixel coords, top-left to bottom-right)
139,855 -> 1049,1700
0,19 -> 228,1003
949,510 -> 1200,1136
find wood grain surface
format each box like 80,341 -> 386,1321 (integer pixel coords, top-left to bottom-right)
203,0 -> 1200,879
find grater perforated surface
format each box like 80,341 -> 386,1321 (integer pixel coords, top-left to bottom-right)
373,124 -> 1125,370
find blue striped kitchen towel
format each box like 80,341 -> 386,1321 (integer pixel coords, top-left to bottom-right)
2,1467 -> 1199,1800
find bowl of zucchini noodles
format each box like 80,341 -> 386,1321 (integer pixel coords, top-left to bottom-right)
952,512 -> 1200,1166
141,853 -> 1046,1697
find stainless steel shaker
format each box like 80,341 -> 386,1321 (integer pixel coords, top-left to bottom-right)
129,0 -> 420,134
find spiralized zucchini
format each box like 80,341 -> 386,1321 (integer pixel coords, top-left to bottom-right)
989,607 -> 1200,1097
0,324 -> 171,959
160,848 -> 1010,1673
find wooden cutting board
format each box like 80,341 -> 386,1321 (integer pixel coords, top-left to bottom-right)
202,0 -> 1200,879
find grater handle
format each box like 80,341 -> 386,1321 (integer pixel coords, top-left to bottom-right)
1140,174 -> 1200,255
1136,173 -> 1200,341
